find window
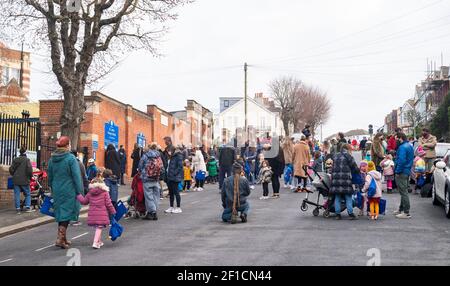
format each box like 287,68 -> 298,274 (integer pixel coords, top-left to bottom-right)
161,114 -> 168,126
224,100 -> 229,108
1,66 -> 20,85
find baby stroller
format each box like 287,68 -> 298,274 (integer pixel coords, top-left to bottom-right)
21,169 -> 48,210
126,173 -> 147,219
300,166 -> 353,218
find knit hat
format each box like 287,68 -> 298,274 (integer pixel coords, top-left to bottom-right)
367,161 -> 376,172
56,136 -> 70,148
417,146 -> 426,157
359,161 -> 368,168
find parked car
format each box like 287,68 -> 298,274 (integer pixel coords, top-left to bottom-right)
419,143 -> 450,198
430,150 -> 450,218
435,143 -> 450,159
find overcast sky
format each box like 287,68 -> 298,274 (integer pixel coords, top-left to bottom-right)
28,0 -> 450,139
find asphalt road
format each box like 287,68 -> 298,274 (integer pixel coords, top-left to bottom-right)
1,172 -> 450,266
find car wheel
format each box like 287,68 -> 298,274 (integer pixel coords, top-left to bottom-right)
445,191 -> 450,219
432,184 -> 440,206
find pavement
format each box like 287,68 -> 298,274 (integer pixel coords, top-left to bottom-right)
1,179 -> 450,266
0,184 -> 133,238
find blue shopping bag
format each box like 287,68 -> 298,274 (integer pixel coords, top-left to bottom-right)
7,177 -> 14,189
178,182 -> 183,191
195,171 -> 206,181
40,196 -> 55,217
356,192 -> 363,209
114,200 -> 127,222
366,198 -> 387,215
109,218 -> 124,241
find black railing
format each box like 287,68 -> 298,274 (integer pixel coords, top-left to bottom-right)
0,113 -> 40,166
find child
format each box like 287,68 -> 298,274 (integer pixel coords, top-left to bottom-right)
358,161 -> 369,217
103,169 -> 119,210
380,153 -> 395,194
312,151 -> 324,173
325,158 -> 333,174
77,178 -> 116,249
362,161 -> 383,220
183,159 -> 192,192
414,146 -> 426,194
257,160 -> 273,200
207,156 -> 219,184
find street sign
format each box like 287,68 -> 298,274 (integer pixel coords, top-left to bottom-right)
104,121 -> 119,150
137,133 -> 146,148
92,140 -> 99,151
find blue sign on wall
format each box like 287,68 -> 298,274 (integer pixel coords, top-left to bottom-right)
92,140 -> 99,151
137,133 -> 146,148
104,121 -> 119,150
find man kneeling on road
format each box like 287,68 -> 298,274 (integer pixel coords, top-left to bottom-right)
221,162 -> 251,224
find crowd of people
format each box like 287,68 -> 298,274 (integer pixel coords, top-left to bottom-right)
7,124 -> 438,249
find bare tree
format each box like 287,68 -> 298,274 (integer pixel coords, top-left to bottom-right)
0,0 -> 192,148
269,76 -> 302,136
405,108 -> 422,138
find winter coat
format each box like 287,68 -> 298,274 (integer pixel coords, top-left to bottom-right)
167,150 -> 184,183
184,166 -> 192,181
138,150 -> 163,183
282,140 -> 295,164
221,175 -> 251,209
267,146 -> 285,176
86,165 -> 98,181
105,146 -> 121,178
312,156 -> 324,173
47,149 -> 83,223
9,154 -> 33,186
387,137 -> 397,152
292,141 -> 311,178
131,147 -> 143,177
118,148 -> 127,173
371,138 -> 385,168
362,170 -> 383,199
380,158 -> 395,176
395,141 -> 414,176
105,176 -> 119,203
77,182 -> 116,227
330,149 -> 359,195
419,135 -> 437,159
207,159 -> 219,177
218,146 -> 236,167
192,150 -> 207,173
257,166 -> 273,184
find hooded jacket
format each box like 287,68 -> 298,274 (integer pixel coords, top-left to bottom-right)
105,145 -> 121,178
77,182 -> 116,226
192,150 -> 207,172
9,154 -> 33,186
167,150 -> 184,182
362,170 -> 383,198
47,149 -> 83,222
330,149 -> 359,195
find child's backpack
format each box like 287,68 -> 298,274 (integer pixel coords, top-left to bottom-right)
415,158 -> 426,173
145,155 -> 163,181
367,176 -> 377,198
195,170 -> 206,181
284,165 -> 293,183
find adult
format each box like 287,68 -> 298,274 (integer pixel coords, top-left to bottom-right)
292,135 -> 311,193
359,137 -> 368,159
254,138 -> 263,182
105,144 -> 121,179
243,146 -> 256,187
9,146 -> 33,214
418,128 -> 437,173
266,141 -> 285,198
330,144 -> 359,220
330,138 -> 338,158
164,146 -> 184,214
161,136 -> 174,182
370,133 -> 385,172
131,143 -> 143,178
192,146 -> 207,191
336,132 -> 347,153
47,136 -> 83,249
302,125 -> 312,138
138,143 -> 163,220
221,162 -> 251,223
394,132 -> 414,219
71,150 -> 89,194
208,145 -> 217,159
322,140 -> 332,161
282,137 -> 295,189
86,158 -> 98,181
118,145 -> 127,185
218,141 -> 236,190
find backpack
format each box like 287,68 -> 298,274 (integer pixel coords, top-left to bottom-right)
145,155 -> 163,181
367,177 -> 377,198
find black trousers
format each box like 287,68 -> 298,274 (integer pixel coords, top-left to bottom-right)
262,183 -> 269,197
167,180 -> 181,208
183,180 -> 191,191
296,176 -> 307,188
272,174 -> 280,194
219,165 -> 232,190
195,179 -> 205,188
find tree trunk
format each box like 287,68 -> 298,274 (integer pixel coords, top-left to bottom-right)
282,118 -> 290,137
60,85 -> 86,150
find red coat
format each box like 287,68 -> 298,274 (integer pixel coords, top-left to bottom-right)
387,137 -> 397,152
77,182 -> 116,226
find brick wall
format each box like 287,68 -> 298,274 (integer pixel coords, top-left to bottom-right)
0,165 -> 13,208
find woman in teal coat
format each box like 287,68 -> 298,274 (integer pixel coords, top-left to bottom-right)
47,136 -> 83,249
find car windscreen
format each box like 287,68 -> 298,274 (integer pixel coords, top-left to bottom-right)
436,144 -> 450,158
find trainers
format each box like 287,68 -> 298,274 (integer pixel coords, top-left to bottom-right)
396,213 -> 411,219
259,196 -> 266,200
393,210 -> 402,216
335,214 -> 342,220
198,188 -> 204,192
240,213 -> 247,223
99,241 -> 104,247
92,242 -> 101,249
348,213 -> 358,220
24,208 -> 35,213
172,207 -> 182,214
71,221 -> 82,226
143,213 -> 154,220
250,186 -> 255,190
164,207 -> 174,213
290,185 -> 296,190
16,209 -> 22,215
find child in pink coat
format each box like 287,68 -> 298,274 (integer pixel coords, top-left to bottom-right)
77,178 -> 116,249
380,153 -> 395,193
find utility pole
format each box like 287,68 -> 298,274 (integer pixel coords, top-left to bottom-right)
19,42 -> 24,89
244,62 -> 248,141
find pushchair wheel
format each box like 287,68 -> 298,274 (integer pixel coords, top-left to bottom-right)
300,201 -> 308,212
313,208 -> 320,217
323,210 -> 330,218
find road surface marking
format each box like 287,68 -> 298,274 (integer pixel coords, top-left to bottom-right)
0,258 -> 13,264
71,232 -> 88,240
35,244 -> 54,252
191,201 -> 200,205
